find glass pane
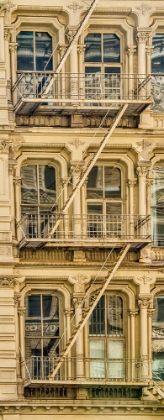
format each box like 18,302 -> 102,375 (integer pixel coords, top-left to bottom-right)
17,31 -> 34,71
87,166 -> 103,198
26,295 -> 41,317
106,203 -> 122,214
87,203 -> 103,238
108,341 -> 124,378
90,340 -> 105,378
84,33 -> 101,62
152,167 -> 164,246
152,349 -> 164,381
43,338 -> 59,357
35,32 -> 52,71
105,167 -> 121,198
39,165 -> 56,204
103,34 -> 120,63
108,340 -> 124,358
107,296 -> 123,336
89,296 -> 105,335
85,67 -> 101,101
152,34 -> 164,73
42,295 -> 59,337
21,165 -> 38,205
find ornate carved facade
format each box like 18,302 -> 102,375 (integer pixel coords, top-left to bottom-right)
1,0 -> 164,419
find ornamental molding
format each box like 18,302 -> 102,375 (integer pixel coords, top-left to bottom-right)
0,136 -> 23,154
0,276 -> 24,288
69,138 -> 85,149
135,3 -> 152,15
0,0 -> 15,14
69,273 -> 90,293
67,2 -> 83,13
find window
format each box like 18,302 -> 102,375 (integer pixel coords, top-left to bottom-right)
151,166 -> 164,246
25,294 -> 59,379
151,34 -> 164,74
151,34 -> 164,112
152,295 -> 164,381
84,33 -> 121,101
87,166 -> 122,238
16,31 -> 53,98
89,295 -> 125,379
21,164 -> 56,238
17,31 -> 53,71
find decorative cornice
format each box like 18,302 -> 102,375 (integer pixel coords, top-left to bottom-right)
135,3 -> 152,15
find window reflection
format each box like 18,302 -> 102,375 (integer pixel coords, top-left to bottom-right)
152,34 -> 164,73
151,167 -> 164,246
25,294 -> 59,378
17,31 -> 52,71
84,33 -> 120,63
152,296 -> 164,381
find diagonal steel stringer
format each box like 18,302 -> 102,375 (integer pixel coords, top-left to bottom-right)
47,103 -> 128,239
49,243 -> 131,379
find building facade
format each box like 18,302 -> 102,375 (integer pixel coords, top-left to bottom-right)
0,0 -> 164,419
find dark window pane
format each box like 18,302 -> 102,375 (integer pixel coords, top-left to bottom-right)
85,34 -> 101,62
89,296 -> 105,335
152,167 -> 164,246
103,34 -> 120,63
39,165 -> 56,204
105,167 -> 121,198
27,295 -> 41,317
17,31 -> 34,71
87,166 -> 103,198
152,34 -> 164,73
35,32 -> 52,71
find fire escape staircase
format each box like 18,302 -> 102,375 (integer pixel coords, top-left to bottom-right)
48,244 -> 130,379
148,383 -> 164,405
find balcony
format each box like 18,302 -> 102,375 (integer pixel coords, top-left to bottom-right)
12,72 -> 152,116
16,213 -> 151,250
24,355 -> 151,387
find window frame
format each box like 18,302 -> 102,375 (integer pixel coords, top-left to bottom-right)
88,293 -> 126,380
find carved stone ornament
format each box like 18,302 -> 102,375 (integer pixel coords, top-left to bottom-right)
137,295 -> 152,309
69,138 -> 85,149
135,2 -> 152,15
0,136 -> 23,154
151,76 -> 164,113
0,0 -> 15,14
0,278 -> 18,287
137,274 -> 153,285
69,273 -> 90,293
68,2 -> 83,12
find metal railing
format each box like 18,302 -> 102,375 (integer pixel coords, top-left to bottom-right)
25,355 -> 151,382
13,72 -> 152,105
17,213 -> 151,242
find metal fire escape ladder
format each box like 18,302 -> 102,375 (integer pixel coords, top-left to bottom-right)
47,103 -> 128,240
49,243 -> 130,379
41,0 -> 99,98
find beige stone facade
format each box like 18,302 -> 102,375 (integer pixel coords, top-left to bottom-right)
1,0 -> 164,418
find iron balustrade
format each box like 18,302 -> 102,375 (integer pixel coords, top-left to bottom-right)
17,213 -> 151,242
13,72 -> 152,104
24,355 -> 152,382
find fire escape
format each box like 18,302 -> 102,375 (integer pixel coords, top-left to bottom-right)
12,0 -> 162,400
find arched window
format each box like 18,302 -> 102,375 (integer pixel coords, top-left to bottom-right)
84,33 -> 121,101
151,166 -> 164,246
21,164 -> 56,238
89,295 -> 124,379
25,293 -> 59,379
152,295 -> 164,381
87,166 -> 122,238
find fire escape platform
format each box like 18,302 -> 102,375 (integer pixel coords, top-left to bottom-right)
15,100 -> 152,117
18,237 -> 151,250
24,378 -> 150,388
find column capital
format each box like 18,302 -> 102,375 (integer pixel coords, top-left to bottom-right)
70,160 -> 85,176
127,178 -> 137,187
136,165 -> 150,177
146,45 -> 154,55
9,42 -> 17,53
126,45 -> 137,55
137,294 -> 152,309
72,296 -> 85,308
64,308 -> 74,316
128,309 -> 139,317
136,30 -> 151,44
77,44 -> 86,54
